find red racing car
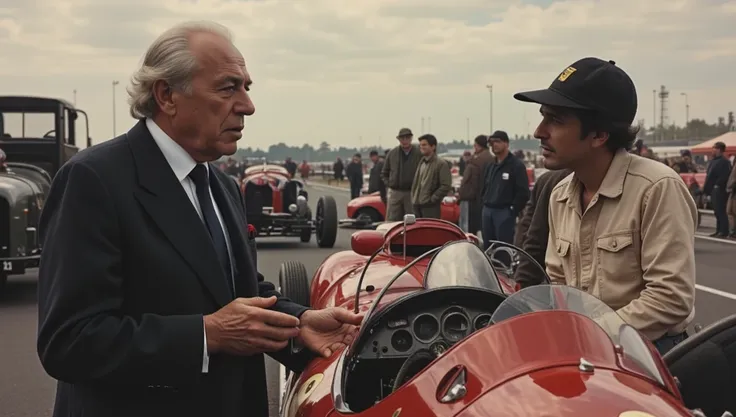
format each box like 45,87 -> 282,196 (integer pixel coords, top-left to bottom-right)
274,216 -> 730,417
340,192 -> 460,228
241,163 -> 338,247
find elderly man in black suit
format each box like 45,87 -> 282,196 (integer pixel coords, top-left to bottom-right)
36,21 -> 363,417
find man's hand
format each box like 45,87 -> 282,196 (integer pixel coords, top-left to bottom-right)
204,296 -> 300,356
298,308 -> 364,358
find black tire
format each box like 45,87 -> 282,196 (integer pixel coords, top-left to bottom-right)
316,195 -> 338,248
0,274 -> 7,299
355,207 -> 382,223
278,261 -> 310,307
300,208 -> 312,243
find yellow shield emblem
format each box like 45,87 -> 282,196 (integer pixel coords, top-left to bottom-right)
558,66 -> 577,82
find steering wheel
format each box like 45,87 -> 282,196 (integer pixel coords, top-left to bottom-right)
391,349 -> 436,392
43,130 -> 56,138
489,246 -> 519,275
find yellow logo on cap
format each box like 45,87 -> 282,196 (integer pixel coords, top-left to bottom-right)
558,66 -> 577,82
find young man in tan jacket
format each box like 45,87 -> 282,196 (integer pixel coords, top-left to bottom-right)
410,134 -> 452,218
514,57 -> 698,354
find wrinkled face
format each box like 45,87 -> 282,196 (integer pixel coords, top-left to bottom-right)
533,105 -> 600,170
398,135 -> 413,149
160,32 -> 255,162
419,139 -> 434,156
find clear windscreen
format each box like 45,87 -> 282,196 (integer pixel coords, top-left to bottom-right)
424,241 -> 502,291
490,285 -> 667,386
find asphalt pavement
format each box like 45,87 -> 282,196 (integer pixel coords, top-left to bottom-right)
1,184 -> 735,417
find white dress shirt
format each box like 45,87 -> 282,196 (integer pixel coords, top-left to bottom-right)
146,118 -> 234,373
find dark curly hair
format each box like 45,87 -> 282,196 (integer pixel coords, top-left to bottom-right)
573,109 -> 640,153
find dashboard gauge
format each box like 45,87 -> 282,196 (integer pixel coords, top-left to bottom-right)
442,312 -> 470,343
391,329 -> 413,352
412,314 -> 440,343
387,318 -> 409,329
473,314 -> 492,330
429,341 -> 449,356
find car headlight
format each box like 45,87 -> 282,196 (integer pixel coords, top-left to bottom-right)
288,204 -> 298,213
297,195 -> 307,205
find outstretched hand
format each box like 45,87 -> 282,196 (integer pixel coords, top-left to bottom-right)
297,308 -> 365,358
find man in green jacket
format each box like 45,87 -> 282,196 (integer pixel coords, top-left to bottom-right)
382,128 -> 423,221
411,134 -> 452,218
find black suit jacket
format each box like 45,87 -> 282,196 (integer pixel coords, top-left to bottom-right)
513,169 -> 572,287
37,120 -> 313,417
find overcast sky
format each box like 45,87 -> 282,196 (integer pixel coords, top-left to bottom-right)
0,0 -> 734,149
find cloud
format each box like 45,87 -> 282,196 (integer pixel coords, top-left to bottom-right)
0,0 -> 734,148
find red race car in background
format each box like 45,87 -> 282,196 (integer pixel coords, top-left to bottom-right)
274,215 -> 730,417
341,167 -> 538,228
241,163 -> 338,247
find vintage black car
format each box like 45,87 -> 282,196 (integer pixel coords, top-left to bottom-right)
0,96 -> 91,295
240,163 -> 338,248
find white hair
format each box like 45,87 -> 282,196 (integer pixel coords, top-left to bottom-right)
127,21 -> 233,119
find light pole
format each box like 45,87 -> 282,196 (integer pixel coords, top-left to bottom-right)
486,84 -> 493,133
652,89 -> 656,133
466,117 -> 470,143
112,80 -> 120,136
681,92 -> 689,135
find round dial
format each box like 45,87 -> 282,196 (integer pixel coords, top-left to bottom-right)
412,313 -> 440,343
442,312 -> 470,343
429,341 -> 449,356
474,314 -> 492,330
391,329 -> 413,353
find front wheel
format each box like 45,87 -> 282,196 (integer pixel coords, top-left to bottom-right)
315,196 -> 338,248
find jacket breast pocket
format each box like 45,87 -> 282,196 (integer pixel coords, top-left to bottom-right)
596,232 -> 638,293
550,237 -> 573,285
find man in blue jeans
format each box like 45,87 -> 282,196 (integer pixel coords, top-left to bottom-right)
480,131 -> 530,249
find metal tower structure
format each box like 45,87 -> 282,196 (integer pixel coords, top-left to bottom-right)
658,85 -> 669,129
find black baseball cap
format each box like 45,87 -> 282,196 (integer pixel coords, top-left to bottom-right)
489,130 -> 509,142
514,57 -> 638,127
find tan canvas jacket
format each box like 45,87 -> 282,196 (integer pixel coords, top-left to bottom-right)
545,149 -> 698,341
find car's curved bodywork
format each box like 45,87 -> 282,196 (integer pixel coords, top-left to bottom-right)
0,96 -> 91,294
276,217 -> 724,417
341,192 -> 460,228
241,163 -> 338,247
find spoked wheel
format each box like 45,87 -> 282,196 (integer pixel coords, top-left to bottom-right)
315,195 -> 338,248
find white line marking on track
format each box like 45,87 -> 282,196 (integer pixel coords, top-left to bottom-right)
697,284 -> 736,301
278,363 -> 286,412
695,233 -> 736,245
309,183 -> 350,193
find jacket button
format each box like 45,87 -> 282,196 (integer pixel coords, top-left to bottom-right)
612,240 -> 617,248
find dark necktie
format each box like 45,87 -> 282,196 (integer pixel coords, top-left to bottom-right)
188,164 -> 233,295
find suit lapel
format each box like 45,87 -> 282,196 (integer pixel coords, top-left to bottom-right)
208,166 -> 258,297
127,121 -> 232,307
